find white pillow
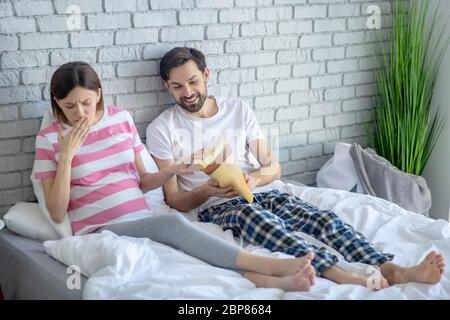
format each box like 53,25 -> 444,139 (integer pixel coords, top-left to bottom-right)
316,142 -> 364,193
31,111 -> 73,238
4,201 -> 59,241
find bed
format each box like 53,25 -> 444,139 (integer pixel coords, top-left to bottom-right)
0,228 -> 87,300
1,180 -> 450,299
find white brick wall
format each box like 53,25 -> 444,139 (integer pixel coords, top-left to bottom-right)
0,0 -> 392,215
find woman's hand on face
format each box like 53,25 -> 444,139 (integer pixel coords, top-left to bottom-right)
57,117 -> 90,161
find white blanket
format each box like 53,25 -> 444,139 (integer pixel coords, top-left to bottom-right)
43,183 -> 450,299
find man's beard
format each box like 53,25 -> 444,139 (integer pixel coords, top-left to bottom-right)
176,92 -> 208,113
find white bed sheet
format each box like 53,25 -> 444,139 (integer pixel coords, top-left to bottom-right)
43,182 -> 450,299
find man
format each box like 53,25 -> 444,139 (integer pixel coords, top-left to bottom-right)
146,47 -> 445,288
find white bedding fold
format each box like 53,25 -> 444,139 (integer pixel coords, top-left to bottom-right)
44,183 -> 450,299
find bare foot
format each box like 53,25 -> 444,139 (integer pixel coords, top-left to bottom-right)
236,251 -> 315,278
378,277 -> 390,290
244,263 -> 315,292
266,264 -> 315,292
321,265 -> 389,290
381,251 -> 445,285
436,253 -> 446,275
269,252 -> 315,277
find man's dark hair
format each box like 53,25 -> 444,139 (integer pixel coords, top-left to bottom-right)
159,47 -> 207,81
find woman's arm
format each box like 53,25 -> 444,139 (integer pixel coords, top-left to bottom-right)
148,157 -> 237,212
134,153 -> 193,194
42,118 -> 90,223
41,154 -> 72,223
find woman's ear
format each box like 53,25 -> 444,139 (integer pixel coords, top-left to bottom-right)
97,88 -> 102,103
53,96 -> 60,107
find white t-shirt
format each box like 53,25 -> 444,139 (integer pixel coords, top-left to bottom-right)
146,96 -> 278,211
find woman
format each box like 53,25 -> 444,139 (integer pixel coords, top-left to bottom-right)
33,61 -> 315,292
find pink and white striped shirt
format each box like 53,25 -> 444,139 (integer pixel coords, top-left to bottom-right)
34,105 -> 151,235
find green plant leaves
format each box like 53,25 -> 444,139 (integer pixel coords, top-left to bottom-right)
370,0 -> 449,175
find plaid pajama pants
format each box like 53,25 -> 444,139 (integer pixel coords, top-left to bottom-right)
198,190 -> 394,276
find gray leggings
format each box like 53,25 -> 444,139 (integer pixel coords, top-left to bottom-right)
96,213 -> 240,270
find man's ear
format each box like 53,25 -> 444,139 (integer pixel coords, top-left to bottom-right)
163,81 -> 170,90
203,67 -> 210,83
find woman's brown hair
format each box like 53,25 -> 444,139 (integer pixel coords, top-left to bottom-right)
50,61 -> 103,124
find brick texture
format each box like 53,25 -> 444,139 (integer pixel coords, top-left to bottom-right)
0,0 -> 392,213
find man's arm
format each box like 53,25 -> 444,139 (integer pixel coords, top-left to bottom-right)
246,139 -> 281,190
152,157 -> 238,212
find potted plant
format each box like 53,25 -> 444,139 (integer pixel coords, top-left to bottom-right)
369,0 -> 449,175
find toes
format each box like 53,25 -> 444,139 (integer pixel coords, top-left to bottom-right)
298,256 -> 312,267
303,282 -> 311,292
296,274 -> 311,292
434,254 -> 444,263
380,279 -> 390,289
302,266 -> 315,277
305,251 -> 315,260
434,258 -> 444,266
303,270 -> 315,287
424,251 -> 438,263
306,268 -> 315,278
298,264 -> 309,272
297,265 -> 311,277
304,266 -> 316,283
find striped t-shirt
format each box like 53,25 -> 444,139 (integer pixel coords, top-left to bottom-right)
34,105 -> 151,235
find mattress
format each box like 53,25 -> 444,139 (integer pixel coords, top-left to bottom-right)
0,228 -> 86,300
3,181 -> 450,299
